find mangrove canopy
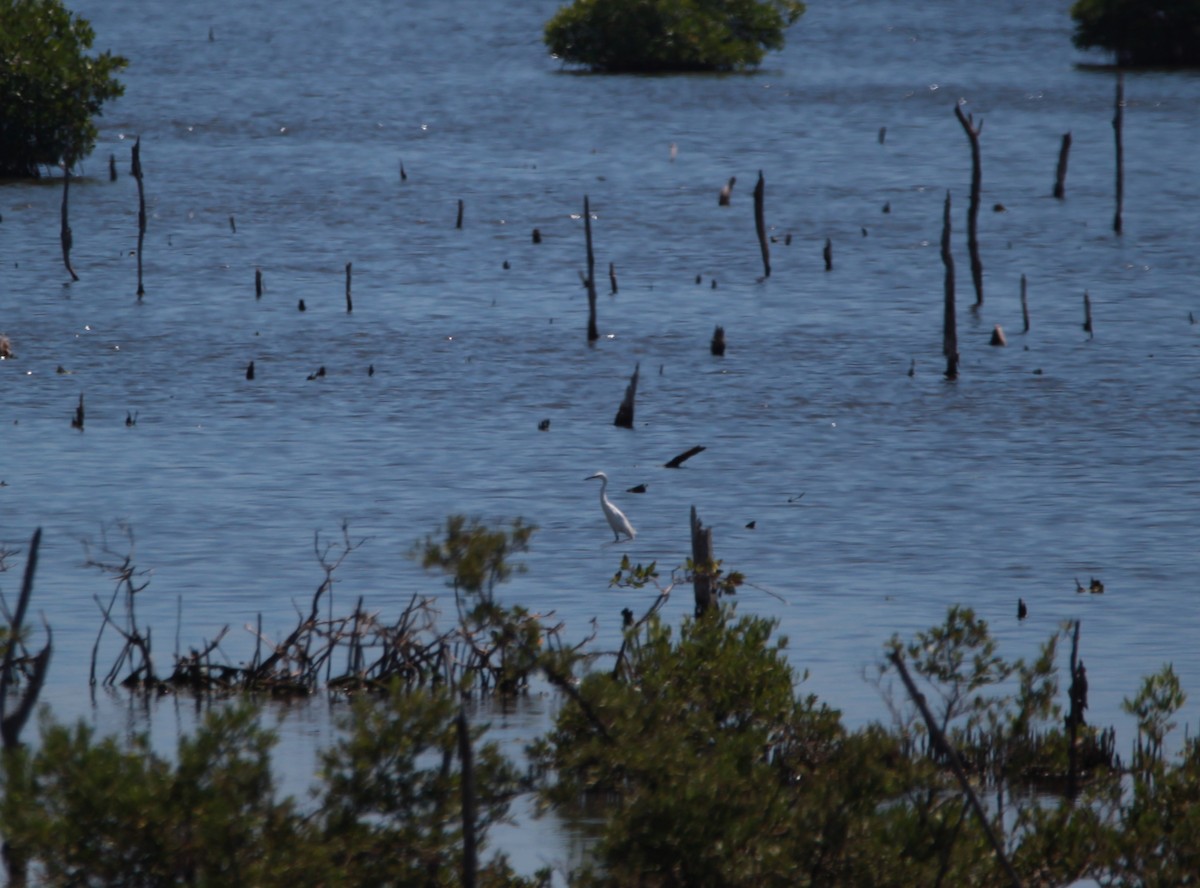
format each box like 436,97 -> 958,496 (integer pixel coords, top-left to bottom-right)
544,0 -> 806,73
0,0 -> 127,179
1071,0 -> 1200,67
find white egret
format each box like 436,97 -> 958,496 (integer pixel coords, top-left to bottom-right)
585,471 -> 636,542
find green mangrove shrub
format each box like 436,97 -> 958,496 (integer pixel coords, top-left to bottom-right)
0,0 -> 127,178
1071,0 -> 1200,67
544,0 -> 806,73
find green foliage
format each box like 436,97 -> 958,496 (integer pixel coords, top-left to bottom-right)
1123,662 -> 1187,769
0,690 -> 545,886
1070,0 -> 1200,67
0,0 -> 127,178
544,0 -> 806,73
414,515 -> 535,604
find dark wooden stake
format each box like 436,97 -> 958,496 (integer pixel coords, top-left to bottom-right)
584,196 -> 598,342
1053,132 -> 1072,199
71,394 -> 84,430
608,261 -> 618,295
613,363 -> 638,429
345,262 -> 353,314
711,325 -> 726,356
753,171 -> 770,278
456,708 -> 478,888
60,160 -> 79,282
1020,274 -> 1030,333
1083,291 -> 1093,338
532,228 -> 541,244
456,198 -> 464,230
953,105 -> 984,307
889,650 -> 1022,888
1113,74 -> 1124,235
823,237 -> 832,271
132,138 -> 146,299
255,268 -> 263,299
108,153 -> 117,182
941,191 -> 959,380
690,506 -> 715,618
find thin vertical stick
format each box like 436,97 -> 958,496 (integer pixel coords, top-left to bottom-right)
108,153 -> 117,182
941,191 -> 959,380
457,708 -> 478,888
1113,74 -> 1124,235
345,262 -> 353,313
132,138 -> 146,299
584,196 -> 598,342
690,506 -> 715,618
889,650 -> 1022,888
953,105 -> 984,307
1020,274 -> 1030,333
60,160 -> 79,282
753,171 -> 770,278
255,268 -> 263,299
1083,291 -> 1094,338
456,199 -> 464,230
823,237 -> 832,271
608,261 -> 618,295
1053,132 -> 1072,199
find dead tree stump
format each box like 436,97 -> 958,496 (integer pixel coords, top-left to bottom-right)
345,262 -> 353,314
60,161 -> 79,282
584,196 -> 598,342
1113,74 -> 1124,235
1021,274 -> 1030,333
613,363 -> 639,429
823,237 -> 832,271
941,191 -> 959,380
132,138 -> 146,299
711,325 -> 726,356
753,171 -> 770,278
953,105 -> 984,307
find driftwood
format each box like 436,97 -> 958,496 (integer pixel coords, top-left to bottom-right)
753,171 -> 770,278
953,105 -> 984,307
1053,132 -> 1072,199
665,445 -> 705,469
584,196 -> 598,342
60,161 -> 79,282
1113,74 -> 1124,235
941,191 -> 959,380
613,363 -> 639,429
132,138 -> 146,299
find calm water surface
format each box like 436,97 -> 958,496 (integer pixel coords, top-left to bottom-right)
2,0 -> 1199,876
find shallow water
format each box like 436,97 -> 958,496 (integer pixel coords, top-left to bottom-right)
2,0 -> 1199,875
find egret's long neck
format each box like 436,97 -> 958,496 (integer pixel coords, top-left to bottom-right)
597,476 -> 608,498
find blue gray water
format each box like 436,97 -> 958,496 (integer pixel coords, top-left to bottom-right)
2,0 -> 1198,873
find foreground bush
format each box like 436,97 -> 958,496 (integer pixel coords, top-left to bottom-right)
544,0 -> 806,73
0,0 -> 126,178
1071,0 -> 1200,67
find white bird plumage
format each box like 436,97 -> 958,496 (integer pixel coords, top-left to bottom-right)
585,471 -> 636,542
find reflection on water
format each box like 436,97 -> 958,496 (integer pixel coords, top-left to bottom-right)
2,0 -> 1199,877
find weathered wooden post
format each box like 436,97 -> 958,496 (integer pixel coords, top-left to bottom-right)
608,261 -> 618,295
1083,291 -> 1094,338
690,506 -> 714,617
613,363 -> 638,429
456,199 -> 464,230
584,196 -> 598,342
255,268 -> 263,299
132,137 -> 146,299
345,262 -> 353,314
953,105 -> 984,307
941,191 -> 959,380
108,153 -> 117,182
1053,132 -> 1072,199
753,171 -> 770,278
711,325 -> 726,356
823,237 -> 832,271
71,393 -> 84,430
1113,74 -> 1124,235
